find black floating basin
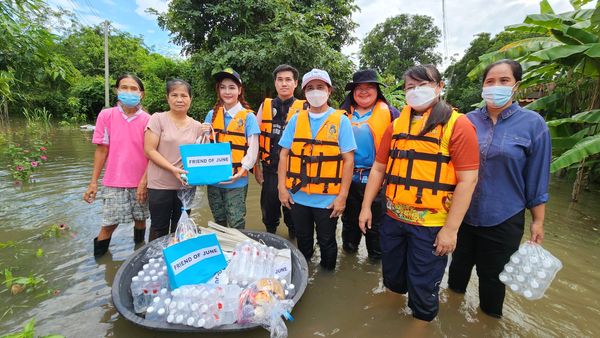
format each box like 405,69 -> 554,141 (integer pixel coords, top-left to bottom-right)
111,230 -> 308,332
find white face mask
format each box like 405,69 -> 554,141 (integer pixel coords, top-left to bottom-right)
406,86 -> 438,111
305,89 -> 329,108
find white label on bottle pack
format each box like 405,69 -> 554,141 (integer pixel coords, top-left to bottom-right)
170,245 -> 222,276
186,155 -> 231,168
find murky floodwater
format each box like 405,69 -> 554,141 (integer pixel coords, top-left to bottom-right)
0,125 -> 599,338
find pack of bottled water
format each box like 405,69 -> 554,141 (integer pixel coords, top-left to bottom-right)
164,284 -> 242,328
226,240 -> 280,286
500,242 -> 562,300
130,257 -> 170,313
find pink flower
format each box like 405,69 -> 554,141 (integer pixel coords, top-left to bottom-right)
31,161 -> 38,168
40,155 -> 48,161
40,147 -> 47,151
15,165 -> 24,171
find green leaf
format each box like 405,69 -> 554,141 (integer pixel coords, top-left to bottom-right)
530,44 -> 591,61
569,0 -> 594,10
551,133 -> 600,172
525,92 -> 564,112
547,117 -> 579,126
573,109 -> 600,123
541,0 -> 555,14
584,43 -> 600,57
36,248 -> 43,257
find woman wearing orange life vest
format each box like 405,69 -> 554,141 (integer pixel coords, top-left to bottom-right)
339,69 -> 399,260
202,68 -> 260,230
278,69 -> 356,270
358,64 -> 479,322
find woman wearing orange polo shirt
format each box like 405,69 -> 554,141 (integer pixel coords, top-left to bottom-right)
359,64 -> 479,322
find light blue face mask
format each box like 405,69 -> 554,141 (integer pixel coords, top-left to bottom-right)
481,85 -> 516,108
118,92 -> 141,107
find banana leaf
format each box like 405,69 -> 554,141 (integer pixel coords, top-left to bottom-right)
550,133 -> 600,172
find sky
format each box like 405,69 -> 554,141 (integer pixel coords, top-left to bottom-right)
48,0 -> 596,66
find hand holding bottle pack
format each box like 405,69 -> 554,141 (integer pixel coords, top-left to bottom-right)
500,242 -> 562,300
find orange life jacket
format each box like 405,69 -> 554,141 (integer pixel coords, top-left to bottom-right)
385,105 -> 462,210
211,107 -> 253,176
259,98 -> 306,166
347,100 -> 392,155
285,110 -> 345,195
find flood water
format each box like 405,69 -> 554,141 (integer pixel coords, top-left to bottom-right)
1,125 -> 599,338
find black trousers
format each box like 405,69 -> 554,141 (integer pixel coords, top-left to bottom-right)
448,210 -> 525,317
290,203 -> 338,270
148,189 -> 189,239
341,180 -> 384,258
260,170 -> 293,232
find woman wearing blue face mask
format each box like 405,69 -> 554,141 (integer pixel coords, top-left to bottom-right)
448,59 -> 552,318
85,74 -> 151,256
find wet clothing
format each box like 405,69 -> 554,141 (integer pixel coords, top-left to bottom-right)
148,188 -> 189,237
207,185 -> 248,230
260,170 -> 293,234
101,186 -> 149,226
341,179 -> 384,258
379,215 -> 447,321
290,203 -> 339,270
448,209 -> 525,317
463,103 -> 551,226
449,103 -> 550,318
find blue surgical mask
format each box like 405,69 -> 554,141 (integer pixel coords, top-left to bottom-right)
481,85 -> 515,108
118,92 -> 141,107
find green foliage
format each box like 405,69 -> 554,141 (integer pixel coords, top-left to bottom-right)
156,0 -> 358,112
0,318 -> 64,338
379,74 -> 405,111
22,108 -> 52,126
359,14 -> 442,80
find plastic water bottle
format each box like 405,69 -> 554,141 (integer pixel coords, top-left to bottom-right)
131,276 -> 145,313
141,276 -> 152,310
167,314 -> 175,323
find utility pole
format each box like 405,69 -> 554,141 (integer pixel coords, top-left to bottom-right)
104,20 -> 110,108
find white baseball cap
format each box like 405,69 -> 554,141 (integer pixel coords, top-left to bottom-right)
301,69 -> 332,89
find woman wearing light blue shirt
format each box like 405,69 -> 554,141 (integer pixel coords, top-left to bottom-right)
278,69 -> 356,270
448,59 -> 551,318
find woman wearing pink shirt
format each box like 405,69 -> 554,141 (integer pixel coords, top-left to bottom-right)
84,74 -> 151,257
145,79 -> 204,240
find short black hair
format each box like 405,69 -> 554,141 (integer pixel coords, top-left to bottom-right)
273,64 -> 299,81
166,78 -> 192,96
115,74 -> 144,91
482,59 -> 523,83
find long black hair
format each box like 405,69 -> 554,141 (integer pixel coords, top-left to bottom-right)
340,85 -> 389,112
403,64 -> 452,136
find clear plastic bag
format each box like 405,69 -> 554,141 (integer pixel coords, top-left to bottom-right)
500,241 -> 563,300
237,278 -> 294,338
168,188 -> 200,245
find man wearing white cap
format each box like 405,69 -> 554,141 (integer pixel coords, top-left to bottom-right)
277,68 -> 356,270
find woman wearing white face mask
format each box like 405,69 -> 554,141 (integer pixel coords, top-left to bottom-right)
358,64 -> 479,322
277,68 -> 356,270
448,59 -> 551,318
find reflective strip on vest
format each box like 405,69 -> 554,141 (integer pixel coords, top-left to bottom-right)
259,98 -> 306,165
385,106 -> 462,210
285,110 -> 344,195
211,107 -> 253,176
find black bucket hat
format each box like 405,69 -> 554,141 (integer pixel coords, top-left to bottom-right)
345,69 -> 386,91
212,68 -> 242,85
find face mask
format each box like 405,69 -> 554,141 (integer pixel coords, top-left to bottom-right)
118,92 -> 141,107
305,90 -> 329,107
406,86 -> 438,111
481,85 -> 515,108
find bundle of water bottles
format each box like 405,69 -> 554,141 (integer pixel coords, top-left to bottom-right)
129,240 -> 296,337
499,241 -> 563,300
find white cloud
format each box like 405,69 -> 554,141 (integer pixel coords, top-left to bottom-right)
343,0 -> 594,69
135,0 -> 169,20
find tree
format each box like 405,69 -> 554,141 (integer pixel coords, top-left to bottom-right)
444,31 -> 543,113
359,14 -> 442,79
156,0 -> 358,115
468,0 -> 600,201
